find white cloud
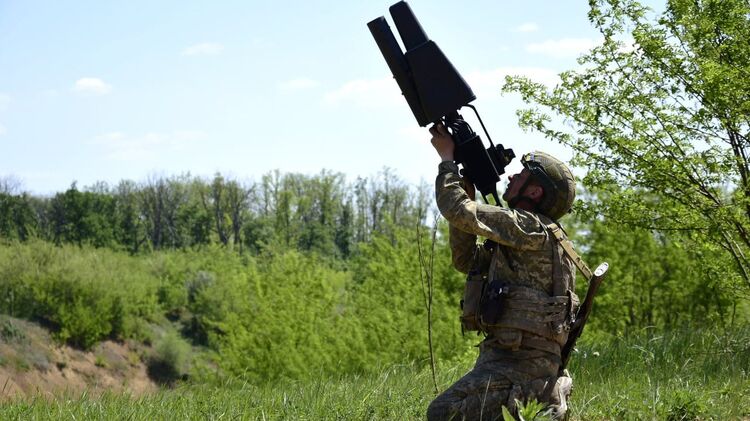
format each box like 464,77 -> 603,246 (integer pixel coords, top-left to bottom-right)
323,77 -> 401,107
0,123 -> 6,136
0,93 -> 10,111
322,68 -> 559,110
514,23 -> 539,33
91,130 -> 205,161
73,78 -> 113,95
279,78 -> 320,91
182,42 -> 224,56
467,67 -> 560,95
525,38 -> 601,58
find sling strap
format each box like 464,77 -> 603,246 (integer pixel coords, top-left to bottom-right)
547,223 -> 593,282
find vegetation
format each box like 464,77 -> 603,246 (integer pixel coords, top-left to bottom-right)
147,331 -> 191,384
0,240 -> 159,348
569,328 -> 750,420
0,168 -> 428,257
0,230 -> 471,381
0,0 -> 749,418
571,211 -> 746,334
0,329 -> 747,420
505,0 -> 750,292
0,174 -> 747,417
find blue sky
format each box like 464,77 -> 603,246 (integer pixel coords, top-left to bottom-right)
0,1 -> 653,195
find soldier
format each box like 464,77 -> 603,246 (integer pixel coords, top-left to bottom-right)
427,122 -> 578,420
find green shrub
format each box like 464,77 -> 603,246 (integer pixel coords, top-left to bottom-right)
147,331 -> 191,384
216,247 -> 348,380
211,226 -> 472,382
0,317 -> 26,343
57,298 -> 113,348
0,240 -> 159,348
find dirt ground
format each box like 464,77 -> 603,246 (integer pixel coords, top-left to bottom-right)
0,317 -> 157,399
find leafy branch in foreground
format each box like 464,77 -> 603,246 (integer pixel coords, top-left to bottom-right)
504,0 -> 750,290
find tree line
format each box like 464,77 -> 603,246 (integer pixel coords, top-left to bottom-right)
0,169 -> 431,258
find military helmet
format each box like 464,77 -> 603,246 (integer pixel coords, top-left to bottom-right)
520,151 -> 575,220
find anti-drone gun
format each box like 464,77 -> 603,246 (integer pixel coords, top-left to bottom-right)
367,1 -> 515,204
369,5 -> 609,375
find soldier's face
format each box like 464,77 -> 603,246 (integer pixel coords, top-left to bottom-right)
502,169 -> 532,204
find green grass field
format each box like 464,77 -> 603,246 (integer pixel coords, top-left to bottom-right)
1,328 -> 748,420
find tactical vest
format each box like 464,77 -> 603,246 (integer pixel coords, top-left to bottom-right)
460,222 -> 582,349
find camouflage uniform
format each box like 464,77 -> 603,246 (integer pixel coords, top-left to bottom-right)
427,161 -> 576,421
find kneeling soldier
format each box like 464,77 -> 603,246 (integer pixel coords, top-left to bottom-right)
428,123 -> 578,420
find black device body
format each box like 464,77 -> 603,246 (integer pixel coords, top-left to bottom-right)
367,1 -> 515,203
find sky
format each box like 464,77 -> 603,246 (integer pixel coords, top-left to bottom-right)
0,1 -> 656,195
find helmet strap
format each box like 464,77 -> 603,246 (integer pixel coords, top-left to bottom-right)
508,195 -> 540,212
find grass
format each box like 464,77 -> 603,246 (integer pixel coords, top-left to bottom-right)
0,364 -> 441,420
569,327 -> 750,420
0,328 -> 748,420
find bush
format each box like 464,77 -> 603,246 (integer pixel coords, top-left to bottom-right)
0,240 -> 159,348
147,331 -> 191,384
0,316 -> 27,343
211,225 -> 472,382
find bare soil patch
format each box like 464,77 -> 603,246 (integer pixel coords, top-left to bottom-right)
0,316 -> 157,399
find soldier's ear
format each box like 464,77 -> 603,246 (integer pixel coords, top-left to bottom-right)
526,185 -> 544,201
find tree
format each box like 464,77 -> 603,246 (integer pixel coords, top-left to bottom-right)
0,193 -> 36,241
0,176 -> 22,195
352,168 -> 427,245
570,194 -> 739,333
224,178 -> 252,251
335,198 -> 355,258
200,174 -> 231,246
504,0 -> 750,290
113,180 -> 145,253
140,175 -> 190,249
295,170 -> 346,257
49,183 -> 117,247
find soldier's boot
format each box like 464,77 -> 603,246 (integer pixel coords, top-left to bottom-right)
546,374 -> 573,420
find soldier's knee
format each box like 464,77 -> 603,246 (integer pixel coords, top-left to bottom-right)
426,397 -> 455,421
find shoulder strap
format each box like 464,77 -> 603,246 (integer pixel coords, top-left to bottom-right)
547,222 -> 611,371
547,223 -> 593,282
549,226 -> 565,296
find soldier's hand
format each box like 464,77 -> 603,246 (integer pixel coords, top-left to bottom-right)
429,123 -> 454,161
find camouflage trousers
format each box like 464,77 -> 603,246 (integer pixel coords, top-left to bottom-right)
427,339 -> 572,421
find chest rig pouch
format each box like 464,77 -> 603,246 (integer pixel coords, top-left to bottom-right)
459,269 -> 486,333
459,224 -> 582,346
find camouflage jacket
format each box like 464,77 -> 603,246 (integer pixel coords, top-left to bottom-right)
435,161 -> 577,351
